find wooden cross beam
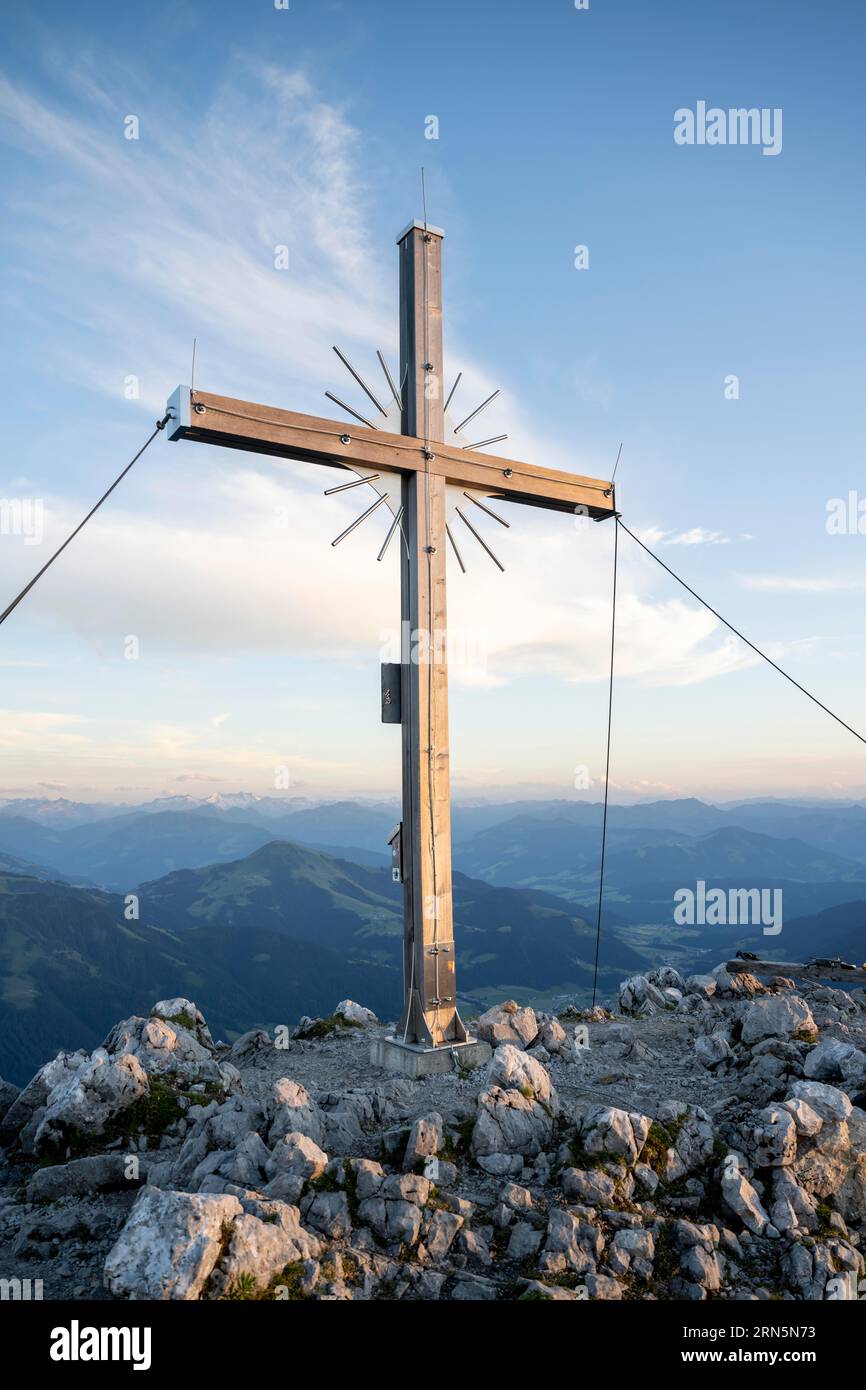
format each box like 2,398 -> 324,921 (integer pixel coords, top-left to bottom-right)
166,219 -> 618,1056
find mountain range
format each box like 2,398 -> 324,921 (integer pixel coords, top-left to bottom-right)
0,838 -> 644,1084
0,793 -> 864,1084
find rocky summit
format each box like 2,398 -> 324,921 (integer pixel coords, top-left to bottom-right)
1,969 -> 865,1302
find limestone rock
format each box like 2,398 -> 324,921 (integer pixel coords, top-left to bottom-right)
265,1131 -> 328,1199
695,1032 -> 732,1069
541,1209 -> 599,1274
720,1153 -> 770,1234
403,1112 -> 444,1171
789,1080 -> 852,1124
301,1189 -> 352,1240
520,1278 -> 582,1300
712,965 -> 766,997
472,1086 -> 554,1158
769,1168 -> 819,1234
358,1196 -> 422,1246
679,1243 -> 722,1291
150,997 -> 213,1047
580,1105 -> 651,1167
781,1240 -> 838,1300
0,1049 -> 89,1145
268,1077 -> 325,1148
423,1209 -> 464,1258
33,1049 -> 149,1154
561,1167 -> 618,1207
213,1201 -> 321,1296
104,1187 -> 243,1300
780,1097 -> 823,1137
607,1228 -> 654,1280
27,1153 -> 146,1202
741,995 -> 816,1044
229,1029 -> 273,1063
656,1101 -> 716,1174
741,1105 -> 798,1168
584,1272 -> 623,1300
618,974 -> 667,1018
105,1012 -> 224,1086
475,1000 -> 538,1049
538,1017 -> 567,1054
334,1000 -> 378,1027
803,1039 -> 866,1084
487,1043 -> 558,1112
686,974 -> 718,998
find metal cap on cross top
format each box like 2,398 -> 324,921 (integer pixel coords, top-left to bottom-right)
164,217 -> 617,1076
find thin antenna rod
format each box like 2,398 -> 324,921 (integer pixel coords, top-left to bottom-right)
377,506 -> 404,561
377,351 -> 403,410
465,434 -> 508,451
324,391 -> 379,430
455,506 -> 505,571
464,492 -> 510,528
324,473 -> 380,495
332,346 -> 388,416
444,373 -> 462,414
453,389 -> 500,436
445,523 -> 467,573
191,338 -> 197,396
331,494 -> 387,547
611,441 -> 623,485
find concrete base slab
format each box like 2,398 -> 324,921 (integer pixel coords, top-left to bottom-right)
370,1035 -> 492,1078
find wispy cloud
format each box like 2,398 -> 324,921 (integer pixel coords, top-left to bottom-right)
638,526 -> 736,547
739,575 -> 866,593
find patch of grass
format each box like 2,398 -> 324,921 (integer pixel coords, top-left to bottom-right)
567,1138 -> 626,1172
224,1272 -> 258,1300
106,1082 -> 184,1144
815,1203 -> 836,1240
651,1220 -> 680,1297
155,1010 -> 198,1033
310,1166 -> 342,1194
450,1118 -> 475,1157
640,1122 -> 674,1176
342,1159 -> 361,1221
266,1261 -> 313,1301
37,1079 -> 184,1163
490,1226 -> 511,1259
298,1013 -> 364,1040
204,1220 -> 237,1299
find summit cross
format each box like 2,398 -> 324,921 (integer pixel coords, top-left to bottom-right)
165,218 -> 618,1073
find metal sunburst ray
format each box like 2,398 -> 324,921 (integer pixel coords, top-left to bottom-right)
324,352 -> 512,570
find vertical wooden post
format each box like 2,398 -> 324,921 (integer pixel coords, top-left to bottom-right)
396,221 -> 466,1048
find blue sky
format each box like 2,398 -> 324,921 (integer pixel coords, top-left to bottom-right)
1,0 -> 864,804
